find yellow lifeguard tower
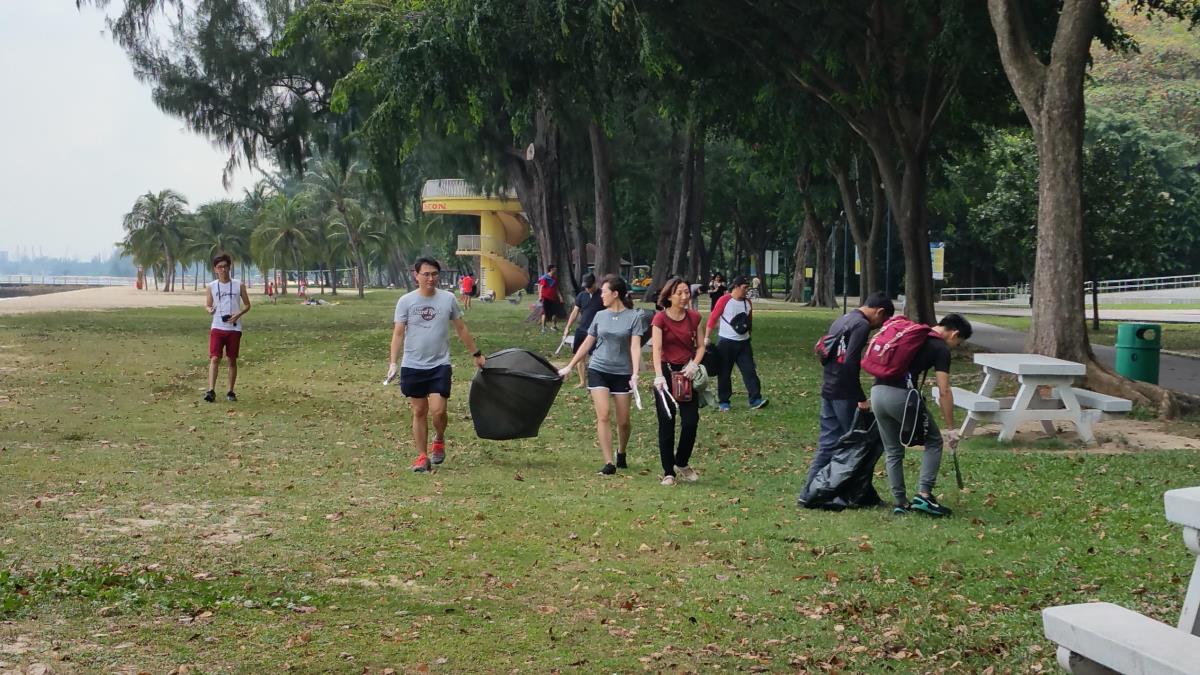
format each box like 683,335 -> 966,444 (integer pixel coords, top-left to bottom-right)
420,179 -> 530,299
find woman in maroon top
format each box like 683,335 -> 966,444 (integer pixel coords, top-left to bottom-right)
651,277 -> 707,486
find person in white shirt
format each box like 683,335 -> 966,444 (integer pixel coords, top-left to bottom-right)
704,275 -> 767,411
204,253 -> 251,402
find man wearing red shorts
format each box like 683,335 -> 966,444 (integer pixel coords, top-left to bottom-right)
204,253 -> 252,402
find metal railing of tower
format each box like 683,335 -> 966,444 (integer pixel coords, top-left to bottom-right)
455,235 -> 529,270
421,179 -> 519,201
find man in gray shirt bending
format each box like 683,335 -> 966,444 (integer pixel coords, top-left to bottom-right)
386,257 -> 486,473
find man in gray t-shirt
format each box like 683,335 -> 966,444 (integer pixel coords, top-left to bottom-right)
386,258 -> 486,473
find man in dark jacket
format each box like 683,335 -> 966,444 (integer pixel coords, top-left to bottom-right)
799,293 -> 894,503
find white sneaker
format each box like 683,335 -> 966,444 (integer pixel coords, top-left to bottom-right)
675,466 -> 699,483
660,475 -> 676,486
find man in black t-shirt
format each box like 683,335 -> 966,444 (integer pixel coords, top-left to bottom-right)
869,313 -> 972,517
799,293 -> 895,503
561,273 -> 602,387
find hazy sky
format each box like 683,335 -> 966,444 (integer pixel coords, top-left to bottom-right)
0,2 -> 256,261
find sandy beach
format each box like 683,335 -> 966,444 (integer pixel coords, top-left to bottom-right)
0,285 -> 207,315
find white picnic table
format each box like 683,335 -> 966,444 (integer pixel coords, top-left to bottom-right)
935,353 -> 1131,444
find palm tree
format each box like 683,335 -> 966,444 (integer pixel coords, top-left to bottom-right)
185,200 -> 248,280
252,193 -> 313,295
304,155 -> 370,297
308,214 -> 351,295
241,180 -> 277,287
121,190 -> 189,291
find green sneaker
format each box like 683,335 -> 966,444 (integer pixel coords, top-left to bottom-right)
892,502 -> 911,516
912,494 -> 952,517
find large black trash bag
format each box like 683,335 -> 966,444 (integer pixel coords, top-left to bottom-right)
801,410 -> 885,511
469,348 -> 564,440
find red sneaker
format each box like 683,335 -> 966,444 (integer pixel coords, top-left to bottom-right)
430,440 -> 446,465
411,454 -> 431,473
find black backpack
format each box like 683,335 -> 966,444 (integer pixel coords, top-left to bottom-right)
722,299 -> 752,335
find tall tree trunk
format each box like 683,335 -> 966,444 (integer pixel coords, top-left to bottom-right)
686,134 -> 707,283
796,171 -> 836,307
647,134 -> 681,300
990,0 -> 1092,361
588,121 -> 619,278
336,204 -> 367,299
670,128 -> 697,277
807,210 -> 836,307
788,231 -> 811,302
988,0 -> 1199,416
505,92 -> 577,297
829,153 -> 883,297
566,194 -> 587,283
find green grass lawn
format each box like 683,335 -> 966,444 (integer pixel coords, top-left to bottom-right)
2,295 -> 1199,672
963,314 -> 1200,356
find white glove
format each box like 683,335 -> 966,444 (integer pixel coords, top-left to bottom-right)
383,362 -> 398,385
682,361 -> 699,378
629,374 -> 639,390
557,365 -> 572,379
654,376 -> 667,391
945,429 -> 960,448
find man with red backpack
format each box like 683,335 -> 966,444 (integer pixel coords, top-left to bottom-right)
866,313 -> 972,517
798,293 -> 895,504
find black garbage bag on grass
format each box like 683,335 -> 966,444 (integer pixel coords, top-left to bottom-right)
801,410 -> 884,511
469,348 -> 563,440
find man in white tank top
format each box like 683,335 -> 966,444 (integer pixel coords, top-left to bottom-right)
204,253 -> 252,402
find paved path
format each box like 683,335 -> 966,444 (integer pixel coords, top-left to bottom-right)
937,302 -> 1200,324
968,320 -> 1200,396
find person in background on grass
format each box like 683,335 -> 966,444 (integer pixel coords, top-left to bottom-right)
204,253 -> 251,403
265,280 -> 276,304
557,275 -> 645,476
460,272 -> 475,311
537,264 -> 563,333
871,313 -> 972,517
707,273 -> 726,312
298,277 -> 307,299
561,273 -> 602,388
386,257 -> 487,473
798,292 -> 895,504
651,277 -> 706,486
705,275 -> 768,412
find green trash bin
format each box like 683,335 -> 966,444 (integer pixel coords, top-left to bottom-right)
1115,323 -> 1161,384
802,286 -> 813,303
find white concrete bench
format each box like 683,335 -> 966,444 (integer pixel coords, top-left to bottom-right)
1044,486 -> 1200,673
933,386 -> 1000,412
1054,387 -> 1133,413
1044,603 -> 1200,674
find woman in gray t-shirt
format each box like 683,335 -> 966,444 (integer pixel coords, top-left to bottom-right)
558,275 -> 646,476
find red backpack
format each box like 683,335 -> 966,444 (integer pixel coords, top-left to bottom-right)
861,316 -> 941,380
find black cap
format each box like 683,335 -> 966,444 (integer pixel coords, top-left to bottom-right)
731,275 -> 750,287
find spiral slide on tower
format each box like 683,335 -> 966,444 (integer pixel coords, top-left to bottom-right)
421,180 -> 531,298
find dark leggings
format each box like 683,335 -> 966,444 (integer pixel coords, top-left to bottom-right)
654,362 -> 700,475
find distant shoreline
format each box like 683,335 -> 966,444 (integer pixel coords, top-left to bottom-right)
0,284 -> 90,299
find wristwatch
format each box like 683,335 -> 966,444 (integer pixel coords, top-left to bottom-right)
472,350 -> 483,358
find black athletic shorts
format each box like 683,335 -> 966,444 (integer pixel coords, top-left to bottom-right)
542,298 -> 564,319
587,368 -> 632,394
572,329 -> 590,355
399,364 -> 452,398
